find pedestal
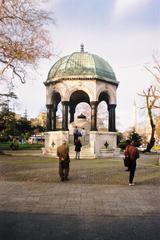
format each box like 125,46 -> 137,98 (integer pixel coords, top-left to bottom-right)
89,131 -> 117,157
42,131 -> 69,156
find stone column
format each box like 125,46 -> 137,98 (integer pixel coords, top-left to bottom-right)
69,105 -> 76,123
46,104 -> 52,131
51,103 -> 57,131
90,101 -> 98,131
62,101 -> 69,130
108,104 -> 116,132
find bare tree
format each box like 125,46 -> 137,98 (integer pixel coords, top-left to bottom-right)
0,0 -> 54,84
139,85 -> 159,152
139,54 -> 160,152
145,54 -> 160,83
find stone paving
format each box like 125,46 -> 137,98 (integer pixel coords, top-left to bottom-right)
0,181 -> 160,217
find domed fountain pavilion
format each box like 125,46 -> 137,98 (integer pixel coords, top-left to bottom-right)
44,45 -> 119,157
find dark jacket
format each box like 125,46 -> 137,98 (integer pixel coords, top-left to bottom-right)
125,144 -> 139,161
75,141 -> 82,152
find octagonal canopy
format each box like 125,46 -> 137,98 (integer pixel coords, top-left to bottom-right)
46,49 -> 117,84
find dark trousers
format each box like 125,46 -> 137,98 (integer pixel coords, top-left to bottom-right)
59,161 -> 69,180
129,161 -> 136,184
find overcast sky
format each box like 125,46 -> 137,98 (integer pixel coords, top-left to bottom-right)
15,0 -> 160,131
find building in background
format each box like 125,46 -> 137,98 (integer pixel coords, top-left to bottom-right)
30,112 -> 47,127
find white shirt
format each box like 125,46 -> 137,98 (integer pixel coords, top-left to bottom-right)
81,129 -> 86,136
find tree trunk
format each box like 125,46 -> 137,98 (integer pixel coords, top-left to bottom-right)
145,125 -> 155,152
144,95 -> 156,152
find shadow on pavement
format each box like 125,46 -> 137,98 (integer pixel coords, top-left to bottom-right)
0,211 -> 160,240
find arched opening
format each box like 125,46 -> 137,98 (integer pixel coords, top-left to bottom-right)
69,90 -> 90,123
68,102 -> 91,144
52,91 -> 61,105
68,90 -> 91,143
98,91 -> 109,104
98,91 -> 116,132
56,102 -> 62,129
97,91 -> 110,131
75,102 -> 91,121
97,101 -> 108,131
70,90 -> 90,104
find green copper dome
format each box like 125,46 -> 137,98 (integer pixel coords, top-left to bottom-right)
47,50 -> 117,84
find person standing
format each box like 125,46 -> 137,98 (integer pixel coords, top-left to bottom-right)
81,127 -> 86,144
75,138 -> 82,160
73,126 -> 79,144
57,140 -> 70,181
124,140 -> 139,186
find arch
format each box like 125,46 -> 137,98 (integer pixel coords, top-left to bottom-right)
53,82 -> 69,101
97,87 -> 117,132
97,85 -> 117,104
50,81 -> 95,102
69,90 -> 90,124
67,84 -> 94,102
70,90 -> 90,105
98,91 -> 110,105
51,91 -> 61,106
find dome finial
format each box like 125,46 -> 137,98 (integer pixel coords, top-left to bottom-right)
80,43 -> 84,52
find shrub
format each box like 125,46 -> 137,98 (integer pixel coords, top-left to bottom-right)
118,141 -> 126,150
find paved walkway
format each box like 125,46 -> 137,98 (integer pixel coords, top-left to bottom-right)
0,181 -> 160,217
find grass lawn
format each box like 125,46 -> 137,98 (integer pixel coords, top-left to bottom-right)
0,142 -> 44,150
0,151 -> 160,185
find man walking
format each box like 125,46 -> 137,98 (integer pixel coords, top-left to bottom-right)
57,140 -> 70,181
124,140 -> 139,186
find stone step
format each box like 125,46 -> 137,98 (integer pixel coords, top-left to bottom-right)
69,152 -> 95,159
70,154 -> 95,159
69,144 -> 95,159
42,144 -> 96,159
70,150 -> 91,154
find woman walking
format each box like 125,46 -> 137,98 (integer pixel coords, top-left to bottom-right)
124,140 -> 139,186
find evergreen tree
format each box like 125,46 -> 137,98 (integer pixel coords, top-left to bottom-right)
128,128 -> 143,147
